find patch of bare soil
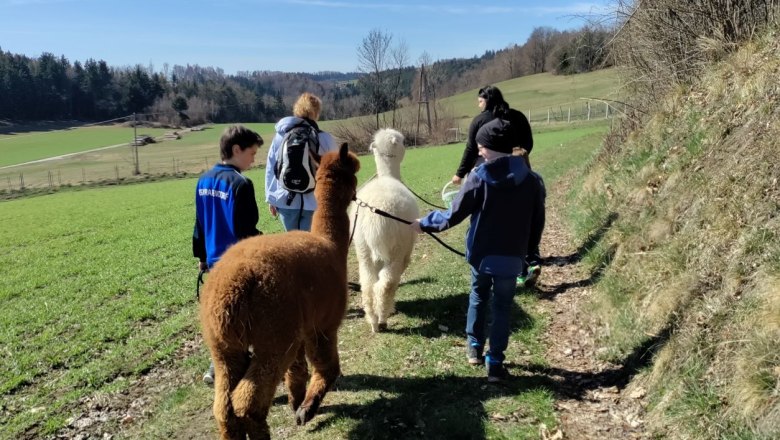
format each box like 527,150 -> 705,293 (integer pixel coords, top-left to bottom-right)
532,176 -> 651,439
49,339 -> 206,440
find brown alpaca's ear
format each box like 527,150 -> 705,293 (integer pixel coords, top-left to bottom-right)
339,143 -> 349,162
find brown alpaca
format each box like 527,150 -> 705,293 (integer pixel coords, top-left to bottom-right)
199,143 -> 360,440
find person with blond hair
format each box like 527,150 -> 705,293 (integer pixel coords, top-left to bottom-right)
265,92 -> 338,231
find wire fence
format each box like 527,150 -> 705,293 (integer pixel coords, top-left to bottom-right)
1,155 -> 225,194
525,100 -> 622,124
1,101 -> 622,195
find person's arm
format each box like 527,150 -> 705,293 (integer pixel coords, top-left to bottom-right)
318,131 -> 338,154
453,115 -> 485,180
193,192 -> 208,269
418,174 -> 482,232
265,133 -> 282,216
192,220 -> 207,263
234,179 -> 261,238
512,109 -> 533,153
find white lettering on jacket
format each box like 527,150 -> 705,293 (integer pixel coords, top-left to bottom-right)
198,188 -> 229,200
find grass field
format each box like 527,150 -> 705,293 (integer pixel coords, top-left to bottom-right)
0,118 -> 610,439
0,69 -> 620,192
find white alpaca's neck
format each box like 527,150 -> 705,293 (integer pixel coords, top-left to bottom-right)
375,156 -> 401,179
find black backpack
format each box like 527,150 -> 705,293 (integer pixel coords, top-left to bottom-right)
274,121 -> 321,205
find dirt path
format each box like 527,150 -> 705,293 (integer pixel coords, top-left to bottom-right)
533,180 -> 650,439
52,176 -> 655,440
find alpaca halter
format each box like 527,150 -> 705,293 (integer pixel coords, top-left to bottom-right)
353,197 -> 465,257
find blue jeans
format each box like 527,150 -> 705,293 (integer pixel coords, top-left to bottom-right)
465,266 -> 517,364
276,206 -> 314,231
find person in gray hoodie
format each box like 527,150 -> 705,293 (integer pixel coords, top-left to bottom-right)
412,117 -> 543,383
265,92 -> 338,231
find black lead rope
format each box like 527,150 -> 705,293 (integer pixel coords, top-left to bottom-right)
404,184 -> 448,210
354,197 -> 466,257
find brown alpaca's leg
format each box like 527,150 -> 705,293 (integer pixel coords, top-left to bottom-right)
285,344 -> 308,411
233,354 -> 285,440
295,329 -> 341,426
212,350 -> 251,440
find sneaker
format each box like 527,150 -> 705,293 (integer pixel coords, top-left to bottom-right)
467,344 -> 484,366
487,362 -> 510,383
518,265 -> 541,287
202,363 -> 215,386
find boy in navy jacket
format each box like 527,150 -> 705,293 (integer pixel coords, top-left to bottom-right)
193,124 -> 263,383
412,117 -> 543,382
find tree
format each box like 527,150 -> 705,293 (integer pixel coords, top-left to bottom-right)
172,95 -> 188,112
388,40 -> 410,126
526,27 -> 559,73
357,29 -> 392,129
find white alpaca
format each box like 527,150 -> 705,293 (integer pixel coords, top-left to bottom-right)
352,128 -> 419,332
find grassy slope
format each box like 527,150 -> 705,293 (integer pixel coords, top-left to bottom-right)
567,33 -> 780,438
443,69 -> 622,122
329,68 -> 622,137
0,118 -> 610,438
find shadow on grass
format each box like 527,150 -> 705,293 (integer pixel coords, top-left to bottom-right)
311,321 -> 670,440
535,212 -> 619,300
390,293 -> 533,338
543,211 -> 619,267
525,320 -> 674,396
315,373 -> 540,440
273,321 -> 673,440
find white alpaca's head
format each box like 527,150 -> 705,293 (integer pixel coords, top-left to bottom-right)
369,128 -> 404,167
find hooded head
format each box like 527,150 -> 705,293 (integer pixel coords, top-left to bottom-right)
476,118 -> 514,154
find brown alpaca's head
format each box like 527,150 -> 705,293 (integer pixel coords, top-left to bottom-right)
315,143 -> 361,205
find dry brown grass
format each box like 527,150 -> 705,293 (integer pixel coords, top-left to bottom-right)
571,29 -> 780,438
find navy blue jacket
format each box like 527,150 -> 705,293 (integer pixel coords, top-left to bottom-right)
420,155 -> 541,276
193,163 -> 260,267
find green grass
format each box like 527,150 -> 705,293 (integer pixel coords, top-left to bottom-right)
0,123 -> 276,169
0,116 -> 608,438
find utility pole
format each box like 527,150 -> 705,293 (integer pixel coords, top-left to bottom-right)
132,112 -> 140,175
415,64 -> 432,146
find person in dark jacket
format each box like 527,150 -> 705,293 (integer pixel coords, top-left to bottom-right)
413,117 -> 542,383
192,124 -> 264,384
451,85 -> 532,184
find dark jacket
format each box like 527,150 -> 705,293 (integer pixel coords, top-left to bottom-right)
193,163 -> 260,267
455,108 -> 533,178
421,155 -> 541,276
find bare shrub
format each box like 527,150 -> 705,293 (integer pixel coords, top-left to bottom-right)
331,102 -> 459,152
612,0 -> 780,111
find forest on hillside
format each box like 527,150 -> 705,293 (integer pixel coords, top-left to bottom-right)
0,24 -> 611,126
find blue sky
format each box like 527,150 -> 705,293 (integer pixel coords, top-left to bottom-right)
1,0 -> 614,74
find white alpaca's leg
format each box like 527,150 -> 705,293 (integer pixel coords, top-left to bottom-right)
375,259 -> 405,328
356,243 -> 380,332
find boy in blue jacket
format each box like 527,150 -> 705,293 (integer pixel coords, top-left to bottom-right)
193,124 -> 264,384
412,117 -> 543,383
